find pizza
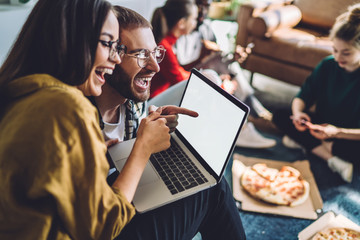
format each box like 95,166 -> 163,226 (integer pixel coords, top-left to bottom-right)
240,163 -> 310,206
311,227 -> 360,240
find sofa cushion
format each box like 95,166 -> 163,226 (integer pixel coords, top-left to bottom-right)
251,27 -> 332,68
293,0 -> 356,29
247,5 -> 302,37
244,54 -> 312,86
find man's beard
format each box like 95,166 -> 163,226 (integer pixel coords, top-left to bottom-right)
108,66 -> 150,103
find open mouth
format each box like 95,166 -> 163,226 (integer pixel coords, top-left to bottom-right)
95,68 -> 113,83
134,77 -> 151,89
96,67 -> 113,76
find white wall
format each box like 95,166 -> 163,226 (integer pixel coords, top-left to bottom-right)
110,0 -> 165,22
0,5 -> 34,64
0,0 -> 165,65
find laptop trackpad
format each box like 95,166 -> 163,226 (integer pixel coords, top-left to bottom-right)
114,158 -> 159,186
139,162 -> 160,186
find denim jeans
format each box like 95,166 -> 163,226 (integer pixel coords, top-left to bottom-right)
117,178 -> 246,240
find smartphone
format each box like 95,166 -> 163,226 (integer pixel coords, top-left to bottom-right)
299,119 -> 308,126
290,116 -> 308,126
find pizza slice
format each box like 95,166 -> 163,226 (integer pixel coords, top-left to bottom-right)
252,163 -> 279,182
240,163 -> 310,207
311,227 -> 360,240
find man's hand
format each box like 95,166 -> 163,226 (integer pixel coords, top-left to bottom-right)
148,105 -> 199,132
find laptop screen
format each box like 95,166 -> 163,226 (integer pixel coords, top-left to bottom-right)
177,69 -> 248,176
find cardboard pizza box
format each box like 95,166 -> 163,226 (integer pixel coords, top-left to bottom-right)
232,154 -> 323,220
298,211 -> 360,239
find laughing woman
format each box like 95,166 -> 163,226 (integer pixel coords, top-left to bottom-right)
0,0 -> 170,239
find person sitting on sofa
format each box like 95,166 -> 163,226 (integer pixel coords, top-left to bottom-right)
92,6 -> 247,240
151,0 -> 276,149
272,3 -> 360,183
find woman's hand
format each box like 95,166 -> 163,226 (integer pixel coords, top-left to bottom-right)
136,107 -> 171,155
291,98 -> 310,131
113,108 -> 170,202
307,123 -> 340,140
291,112 -> 311,132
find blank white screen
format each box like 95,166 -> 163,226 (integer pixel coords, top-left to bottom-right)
177,74 -> 246,176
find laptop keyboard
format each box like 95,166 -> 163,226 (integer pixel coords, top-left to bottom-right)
150,139 -> 208,195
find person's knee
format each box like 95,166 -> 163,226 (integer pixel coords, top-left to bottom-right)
272,108 -> 291,126
332,139 -> 360,163
213,178 -> 233,203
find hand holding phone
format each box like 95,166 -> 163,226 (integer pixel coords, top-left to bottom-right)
290,115 -> 311,130
299,119 -> 308,126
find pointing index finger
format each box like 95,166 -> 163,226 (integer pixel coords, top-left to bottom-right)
162,105 -> 199,118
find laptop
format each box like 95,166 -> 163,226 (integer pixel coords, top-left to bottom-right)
108,68 -> 249,212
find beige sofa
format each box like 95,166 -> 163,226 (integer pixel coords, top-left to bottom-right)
235,0 -> 357,86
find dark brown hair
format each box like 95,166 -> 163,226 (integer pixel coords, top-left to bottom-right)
151,0 -> 196,43
0,0 -> 112,90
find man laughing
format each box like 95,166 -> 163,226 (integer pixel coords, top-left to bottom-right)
91,5 -> 246,240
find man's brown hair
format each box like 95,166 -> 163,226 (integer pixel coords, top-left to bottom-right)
113,6 -> 152,33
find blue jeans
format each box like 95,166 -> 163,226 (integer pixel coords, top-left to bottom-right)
117,178 -> 246,240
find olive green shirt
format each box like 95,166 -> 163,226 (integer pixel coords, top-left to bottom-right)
0,74 -> 135,239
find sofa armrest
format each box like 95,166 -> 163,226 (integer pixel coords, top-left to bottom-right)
247,5 -> 302,38
236,0 -> 293,46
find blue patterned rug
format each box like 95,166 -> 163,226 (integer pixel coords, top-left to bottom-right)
224,132 -> 360,240
193,87 -> 359,239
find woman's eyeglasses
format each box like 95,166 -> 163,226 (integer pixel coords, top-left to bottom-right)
99,40 -> 126,61
124,45 -> 166,68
